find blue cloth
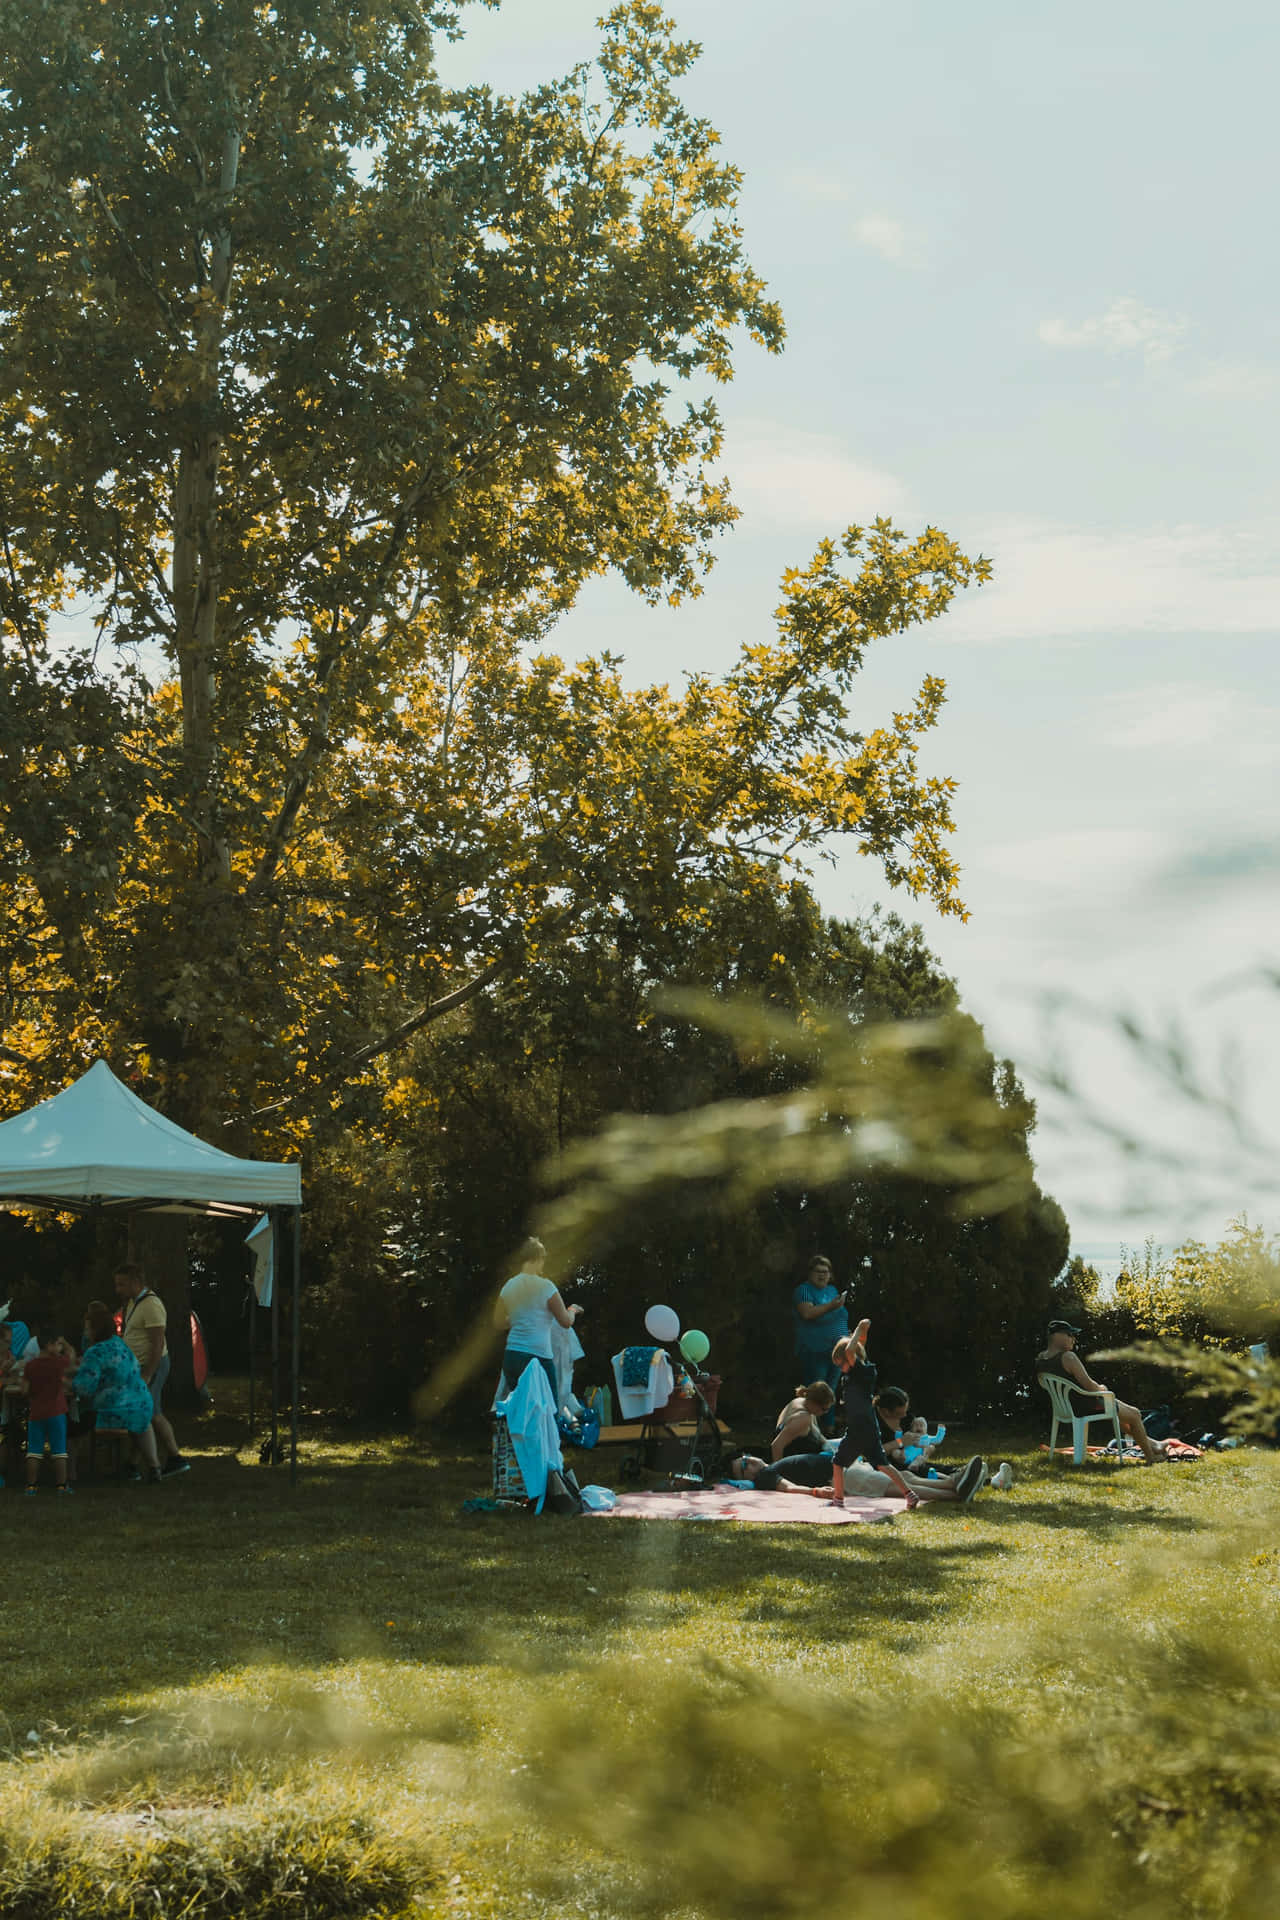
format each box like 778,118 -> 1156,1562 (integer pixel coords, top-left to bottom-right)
621,1345 -> 660,1388
792,1283 -> 849,1350
495,1361 -> 563,1514
71,1336 -> 155,1436
27,1414 -> 68,1457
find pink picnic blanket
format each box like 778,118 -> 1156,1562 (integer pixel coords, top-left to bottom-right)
584,1484 -> 906,1525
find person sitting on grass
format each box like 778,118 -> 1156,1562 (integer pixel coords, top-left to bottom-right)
20,1326 -> 75,1496
69,1301 -> 164,1483
872,1382 -> 1015,1490
771,1382 -> 836,1460
829,1320 -> 987,1507
1036,1319 -> 1168,1465
730,1449 -> 988,1505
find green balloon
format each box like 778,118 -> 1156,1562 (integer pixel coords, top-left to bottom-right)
680,1329 -> 710,1364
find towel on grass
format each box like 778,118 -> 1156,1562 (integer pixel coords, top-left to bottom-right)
582,1483 -> 905,1525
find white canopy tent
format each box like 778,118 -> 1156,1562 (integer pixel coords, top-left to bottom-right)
0,1061 -> 303,1477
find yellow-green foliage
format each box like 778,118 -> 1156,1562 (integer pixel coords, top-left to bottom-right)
1117,1219 -> 1280,1341
0,1791 -> 419,1919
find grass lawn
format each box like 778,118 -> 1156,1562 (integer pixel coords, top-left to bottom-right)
2,1407 -> 1278,1919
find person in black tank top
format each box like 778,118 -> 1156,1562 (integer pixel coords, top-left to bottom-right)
1036,1320 -> 1168,1463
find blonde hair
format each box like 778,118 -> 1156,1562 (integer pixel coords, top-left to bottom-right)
516,1236 -> 546,1269
801,1381 -> 835,1410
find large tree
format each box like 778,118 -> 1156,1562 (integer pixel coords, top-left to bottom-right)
0,0 -> 987,1148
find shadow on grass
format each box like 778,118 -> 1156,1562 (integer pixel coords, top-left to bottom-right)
12,1432 -> 1228,1743
3,1444 -> 1035,1734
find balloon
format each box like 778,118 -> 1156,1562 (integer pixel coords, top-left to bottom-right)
644,1304 -> 680,1343
679,1329 -> 710,1365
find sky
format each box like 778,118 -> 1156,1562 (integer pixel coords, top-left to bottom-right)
435,0 -> 1280,1265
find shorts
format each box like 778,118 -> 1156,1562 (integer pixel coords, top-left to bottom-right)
148,1350 -> 170,1416
838,1460 -> 894,1498
501,1350 -> 557,1399
26,1414 -> 68,1458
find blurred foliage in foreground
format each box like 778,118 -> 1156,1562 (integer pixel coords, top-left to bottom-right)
512,1583 -> 1280,1920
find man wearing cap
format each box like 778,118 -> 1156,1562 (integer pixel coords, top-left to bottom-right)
1037,1320 -> 1167,1464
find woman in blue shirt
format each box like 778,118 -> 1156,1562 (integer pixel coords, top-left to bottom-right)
791,1255 -> 849,1396
70,1300 -> 163,1480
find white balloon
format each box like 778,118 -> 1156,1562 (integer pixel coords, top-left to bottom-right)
643,1303 -> 680,1343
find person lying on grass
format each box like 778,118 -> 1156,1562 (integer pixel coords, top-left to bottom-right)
771,1381 -> 836,1459
869,1382 -> 1013,1488
828,1320 -> 990,1507
1036,1319 -> 1169,1464
729,1449 -> 989,1505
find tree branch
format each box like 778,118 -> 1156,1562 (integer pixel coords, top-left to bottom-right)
244,958 -> 506,1120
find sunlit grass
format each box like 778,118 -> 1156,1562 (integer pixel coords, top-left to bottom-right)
2,1420 -> 1277,1917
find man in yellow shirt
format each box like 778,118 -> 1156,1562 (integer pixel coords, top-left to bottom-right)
114,1264 -> 190,1477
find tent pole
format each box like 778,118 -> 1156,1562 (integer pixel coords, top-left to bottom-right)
289,1205 -> 301,1487
248,1278 -> 256,1437
270,1208 -> 281,1468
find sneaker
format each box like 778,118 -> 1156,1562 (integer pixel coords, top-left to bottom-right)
990,1462 -> 1014,1491
161,1456 -> 191,1477
23,1487 -> 37,1498
955,1455 -> 986,1503
121,1466 -> 143,1483
55,1485 -> 74,1496
149,1468 -> 164,1485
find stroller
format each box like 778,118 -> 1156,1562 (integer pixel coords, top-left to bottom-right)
610,1344 -> 724,1487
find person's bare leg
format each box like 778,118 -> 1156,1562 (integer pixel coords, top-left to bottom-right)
1116,1400 -> 1165,1463
151,1409 -> 179,1461
136,1426 -> 161,1474
25,1449 -> 41,1488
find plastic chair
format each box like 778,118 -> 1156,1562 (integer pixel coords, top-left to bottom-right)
1039,1371 -> 1124,1464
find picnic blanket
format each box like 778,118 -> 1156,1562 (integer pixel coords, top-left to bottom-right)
581,1483 -> 906,1525
1040,1441 -> 1204,1460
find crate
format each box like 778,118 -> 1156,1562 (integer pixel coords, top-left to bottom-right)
491,1414 -> 530,1503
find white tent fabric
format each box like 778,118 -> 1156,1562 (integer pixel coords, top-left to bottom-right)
246,1212 -> 274,1305
0,1060 -> 300,1210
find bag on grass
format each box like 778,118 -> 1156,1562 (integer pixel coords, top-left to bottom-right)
543,1466 -> 585,1515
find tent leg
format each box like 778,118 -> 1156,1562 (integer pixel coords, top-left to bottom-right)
270,1209 -> 281,1468
290,1206 -> 301,1487
248,1283 -> 256,1437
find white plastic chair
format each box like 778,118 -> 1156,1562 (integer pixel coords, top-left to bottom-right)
1039,1371 -> 1124,1465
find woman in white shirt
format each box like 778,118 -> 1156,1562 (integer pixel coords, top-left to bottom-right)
495,1237 -> 583,1397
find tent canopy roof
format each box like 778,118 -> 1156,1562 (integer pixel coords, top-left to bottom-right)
0,1061 -> 300,1213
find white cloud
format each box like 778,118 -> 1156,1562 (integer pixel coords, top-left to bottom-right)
977,827 -> 1172,894
1038,296 -> 1188,364
725,421 -> 909,530
1098,684 -> 1280,760
853,212 -> 919,266
785,168 -> 853,206
940,519 -> 1280,643
1182,358 -> 1280,400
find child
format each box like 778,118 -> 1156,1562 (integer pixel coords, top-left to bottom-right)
22,1326 -> 75,1495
